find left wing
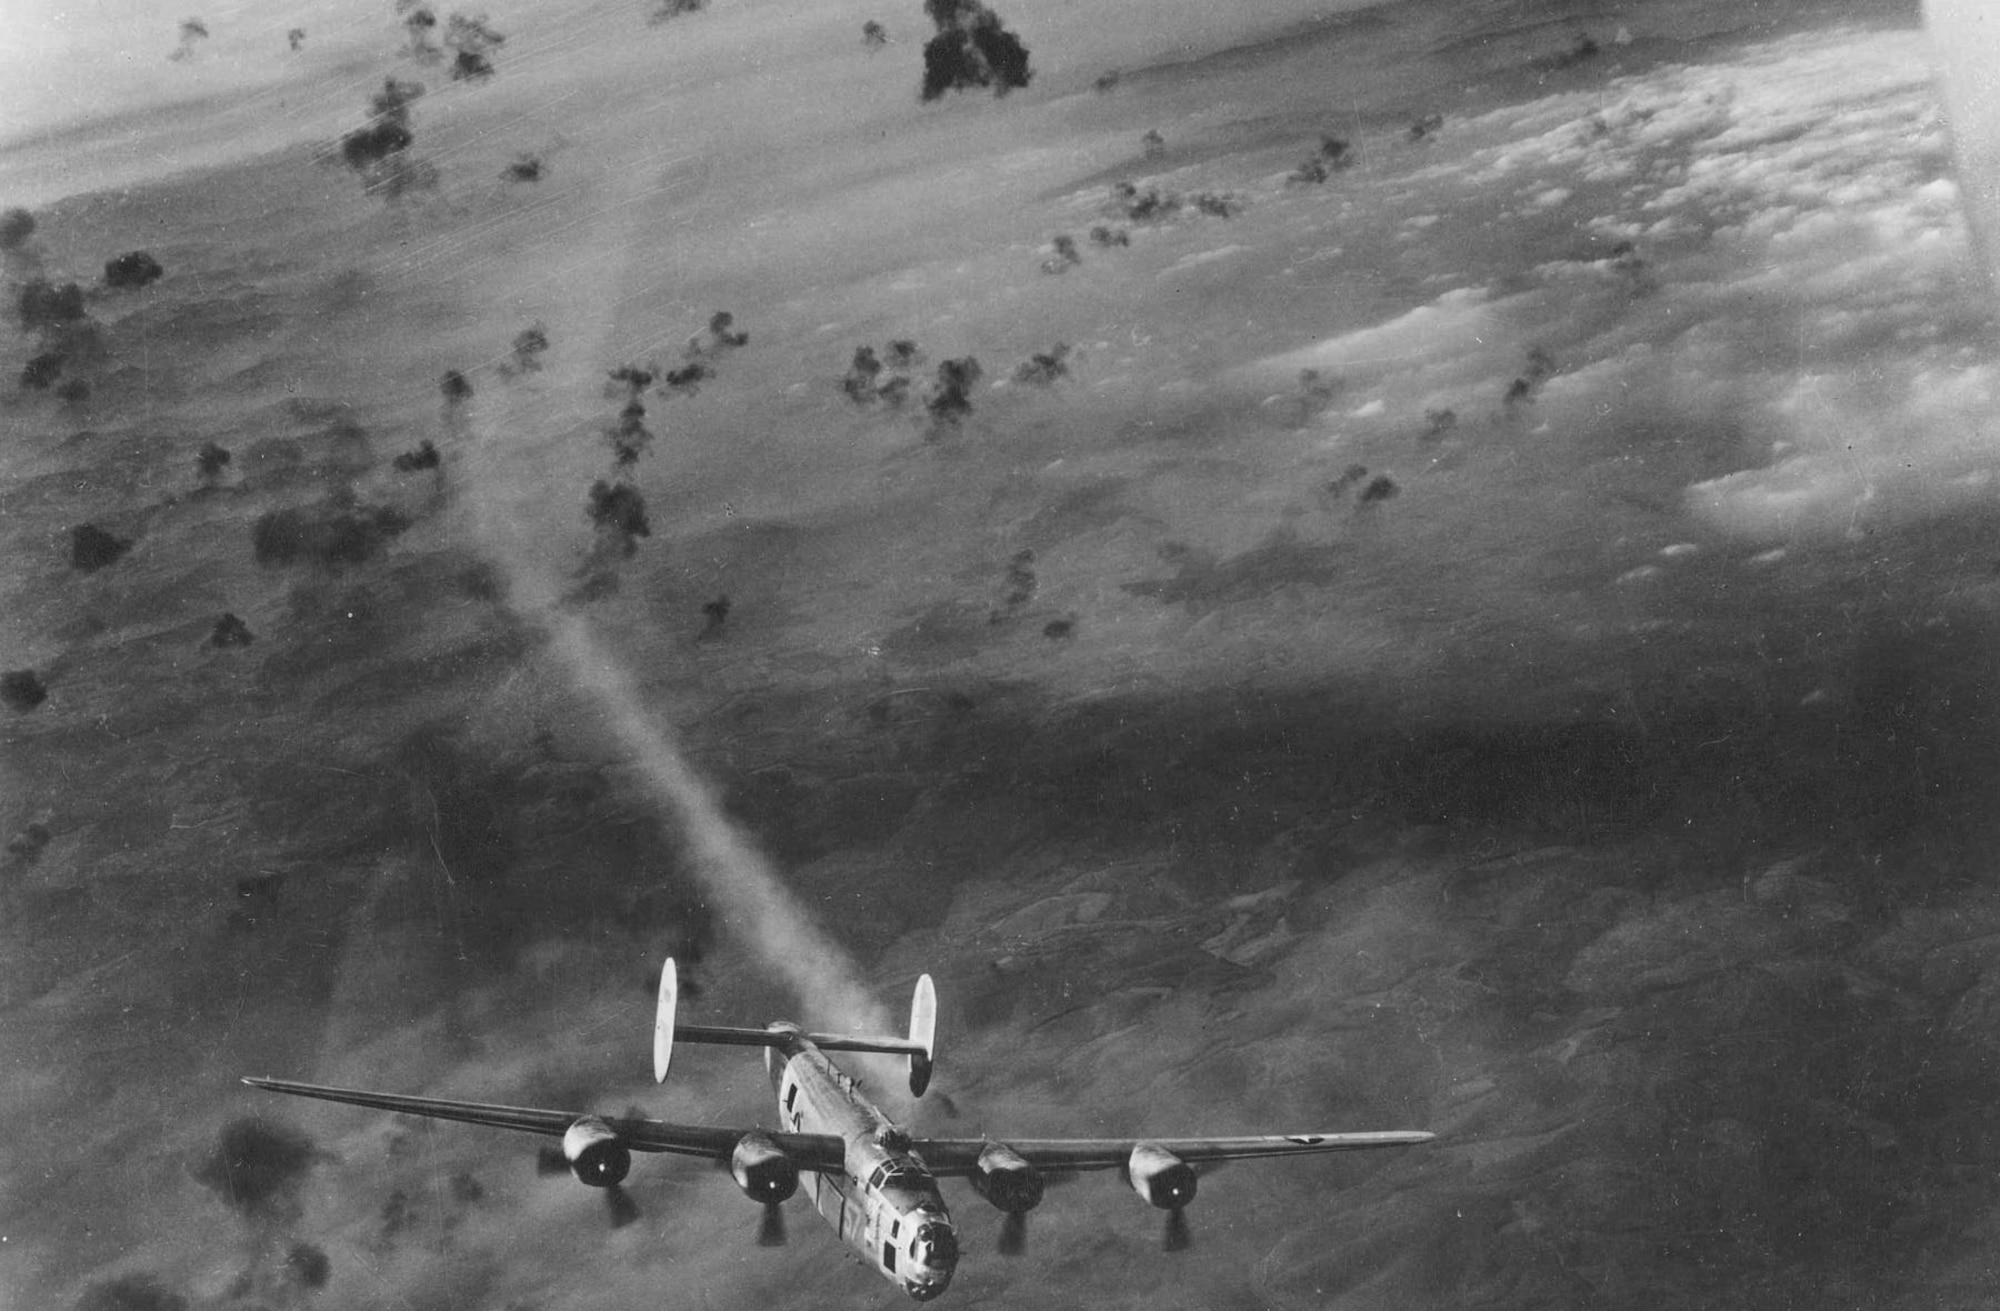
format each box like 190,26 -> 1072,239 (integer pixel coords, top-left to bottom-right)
910,1130 -> 1434,1176
241,1077 -> 847,1170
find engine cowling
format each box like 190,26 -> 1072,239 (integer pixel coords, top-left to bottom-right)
971,1142 -> 1045,1214
1127,1142 -> 1196,1210
562,1117 -> 631,1188
731,1131 -> 799,1204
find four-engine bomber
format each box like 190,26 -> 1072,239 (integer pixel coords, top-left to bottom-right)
247,959 -> 1433,1300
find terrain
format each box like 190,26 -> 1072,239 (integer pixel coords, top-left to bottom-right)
8,0 -> 2000,1307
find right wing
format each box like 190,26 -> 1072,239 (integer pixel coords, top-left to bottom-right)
911,1130 -> 1434,1176
241,1077 -> 846,1171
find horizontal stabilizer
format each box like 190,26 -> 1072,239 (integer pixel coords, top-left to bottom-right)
670,1022 -> 924,1057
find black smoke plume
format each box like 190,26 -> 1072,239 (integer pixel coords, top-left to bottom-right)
393,439 -> 441,472
208,613 -> 255,647
71,523 -> 131,570
168,17 -> 208,61
587,480 -> 651,557
509,323 -> 548,373
607,401 -> 653,465
445,12 -> 506,81
664,361 -> 711,393
2,669 -> 48,712
251,500 -> 411,568
18,279 -> 85,332
103,251 -> 165,290
1011,342 -> 1069,385
196,442 -> 232,483
192,1117 -> 323,1220
920,0 -> 1031,101
0,208 -> 34,250
74,1274 -> 188,1311
399,2 -> 441,61
925,356 -> 982,430
285,1243 -> 331,1289
21,350 -> 64,389
339,79 -> 435,199
7,819 -> 51,860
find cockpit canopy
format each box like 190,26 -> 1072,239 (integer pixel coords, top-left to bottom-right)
868,1159 -> 929,1193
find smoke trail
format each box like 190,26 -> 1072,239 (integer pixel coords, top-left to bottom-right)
443,154 -> 889,1036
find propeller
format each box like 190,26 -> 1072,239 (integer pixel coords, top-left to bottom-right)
758,1201 -> 787,1247
535,1143 -> 640,1230
1162,1208 -> 1193,1253
605,1184 -> 641,1230
998,1211 -> 1028,1257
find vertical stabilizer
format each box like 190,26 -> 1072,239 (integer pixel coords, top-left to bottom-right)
908,973 -> 937,1097
654,958 -> 679,1084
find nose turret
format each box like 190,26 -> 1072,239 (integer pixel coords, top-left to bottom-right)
903,1217 -> 957,1300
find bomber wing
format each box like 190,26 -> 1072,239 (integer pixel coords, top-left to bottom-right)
910,1130 -> 1433,1175
241,1077 -> 847,1170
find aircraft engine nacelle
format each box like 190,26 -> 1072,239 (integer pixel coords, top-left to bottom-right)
971,1143 -> 1045,1213
1127,1142 -> 1196,1210
731,1131 -> 799,1204
562,1117 -> 632,1188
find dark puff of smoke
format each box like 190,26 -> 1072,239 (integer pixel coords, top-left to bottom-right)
74,1273 -> 188,1311
338,79 -> 435,200
1039,233 -> 1079,274
507,322 -> 548,373
195,441 -> 232,484
586,480 -> 650,558
103,251 -> 164,290
920,0 -> 1031,101
192,1116 -> 325,1220
924,355 -> 982,430
1010,342 -> 1069,385
208,612 -> 255,647
0,207 -> 34,251
662,361 -> 710,394
2,668 -> 48,711
71,523 -> 131,571
648,0 -> 705,26
17,279 -> 85,332
399,3 -> 442,61
707,310 -> 747,347
445,12 -> 506,82
7,818 -> 52,862
168,16 -> 208,61
285,1243 -> 330,1289
606,400 -> 653,465
21,350 -> 65,389
250,499 -> 411,568
392,439 -> 441,472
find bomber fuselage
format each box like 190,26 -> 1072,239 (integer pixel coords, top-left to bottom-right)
764,1024 -> 957,1300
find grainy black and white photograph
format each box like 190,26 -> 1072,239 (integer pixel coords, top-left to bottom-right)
6,0 -> 2000,1305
